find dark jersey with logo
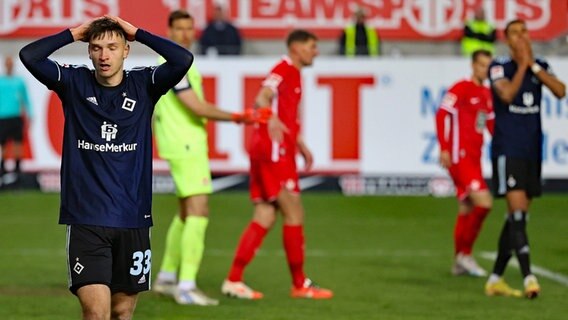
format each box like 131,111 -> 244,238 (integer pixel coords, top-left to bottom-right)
20,29 -> 192,228
488,56 -> 551,160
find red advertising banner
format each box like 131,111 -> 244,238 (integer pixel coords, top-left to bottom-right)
0,0 -> 566,40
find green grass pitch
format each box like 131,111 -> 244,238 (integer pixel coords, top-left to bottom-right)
0,191 -> 566,319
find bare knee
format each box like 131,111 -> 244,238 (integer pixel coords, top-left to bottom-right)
253,203 -> 277,229
82,309 -> 109,320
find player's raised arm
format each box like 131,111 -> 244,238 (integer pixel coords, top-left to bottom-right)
19,29 -> 75,89
130,22 -> 193,94
531,61 -> 566,99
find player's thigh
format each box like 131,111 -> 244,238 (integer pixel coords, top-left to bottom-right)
111,292 -> 139,320
167,154 -> 212,200
526,160 -> 542,198
76,284 -> 111,319
67,225 -> 113,294
249,159 -> 280,202
110,227 -> 151,295
180,194 -> 209,218
492,156 -> 529,197
277,191 -> 304,225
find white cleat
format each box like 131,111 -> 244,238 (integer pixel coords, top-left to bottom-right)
451,260 -> 467,276
456,253 -> 487,277
153,280 -> 177,297
175,287 -> 220,306
221,280 -> 263,300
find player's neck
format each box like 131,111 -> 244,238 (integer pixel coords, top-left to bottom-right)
471,76 -> 482,86
96,71 -> 124,87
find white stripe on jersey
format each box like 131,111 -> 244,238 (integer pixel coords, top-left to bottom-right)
271,92 -> 279,162
66,225 -> 72,288
451,110 -> 460,164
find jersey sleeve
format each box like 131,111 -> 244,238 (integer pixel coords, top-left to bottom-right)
488,60 -> 506,85
436,83 -> 460,152
262,62 -> 288,93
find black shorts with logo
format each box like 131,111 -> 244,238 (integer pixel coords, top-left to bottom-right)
66,225 -> 151,295
492,155 -> 542,198
0,116 -> 24,144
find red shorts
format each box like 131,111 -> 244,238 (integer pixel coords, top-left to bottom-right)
448,159 -> 488,201
249,157 -> 299,202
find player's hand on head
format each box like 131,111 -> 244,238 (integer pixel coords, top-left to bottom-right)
105,15 -> 138,41
70,18 -> 96,42
268,116 -> 289,143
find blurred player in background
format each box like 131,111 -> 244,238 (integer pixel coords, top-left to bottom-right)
221,29 -> 333,300
436,49 -> 494,278
152,10 -> 256,306
20,16 -> 192,319
0,56 -> 32,185
485,19 -> 565,299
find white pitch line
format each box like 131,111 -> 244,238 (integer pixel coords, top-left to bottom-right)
480,251 -> 568,287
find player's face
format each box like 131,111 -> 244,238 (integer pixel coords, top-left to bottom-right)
472,54 -> 491,82
295,39 -> 319,67
88,32 -> 129,85
168,18 -> 195,49
505,21 -> 530,48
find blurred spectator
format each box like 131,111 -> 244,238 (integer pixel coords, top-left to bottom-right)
0,56 -> 32,185
199,4 -> 242,55
461,7 -> 496,56
339,7 -> 380,56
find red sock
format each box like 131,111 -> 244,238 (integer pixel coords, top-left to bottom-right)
454,213 -> 468,255
462,206 -> 490,254
283,225 -> 306,288
227,222 -> 268,282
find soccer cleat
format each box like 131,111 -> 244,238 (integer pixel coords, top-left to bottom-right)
456,253 -> 487,277
485,278 -> 522,297
290,278 -> 333,299
524,275 -> 540,299
451,260 -> 467,276
221,280 -> 264,300
174,287 -> 220,306
153,279 -> 177,297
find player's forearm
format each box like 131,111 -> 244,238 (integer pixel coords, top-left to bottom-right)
535,70 -> 566,99
19,30 -> 73,86
136,29 -> 193,91
496,65 -> 528,104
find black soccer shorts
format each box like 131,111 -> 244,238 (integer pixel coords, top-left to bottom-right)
492,155 -> 542,198
66,225 -> 151,295
0,116 -> 24,144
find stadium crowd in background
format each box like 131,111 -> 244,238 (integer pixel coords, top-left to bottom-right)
435,49 -> 494,278
485,19 -> 565,299
461,7 -> 496,56
221,29 -> 333,300
19,16 -> 192,319
152,9 -> 257,306
199,4 -> 242,55
338,6 -> 380,56
0,56 -> 32,187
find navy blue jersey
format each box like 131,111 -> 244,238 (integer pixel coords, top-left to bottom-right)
488,56 -> 551,160
20,29 -> 192,228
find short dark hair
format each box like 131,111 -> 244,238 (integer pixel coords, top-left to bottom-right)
286,29 -> 318,47
85,17 -> 127,42
169,10 -> 192,27
504,19 -> 525,37
471,49 -> 492,62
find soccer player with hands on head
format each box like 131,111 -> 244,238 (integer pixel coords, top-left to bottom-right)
20,15 -> 192,319
436,49 -> 494,279
221,29 -> 332,300
484,19 -> 565,299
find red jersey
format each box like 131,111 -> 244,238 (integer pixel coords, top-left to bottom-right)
250,56 -> 302,161
435,79 -> 495,164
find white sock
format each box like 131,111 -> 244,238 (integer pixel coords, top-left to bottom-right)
524,274 -> 537,286
488,274 -> 501,284
157,271 -> 177,283
178,280 -> 196,291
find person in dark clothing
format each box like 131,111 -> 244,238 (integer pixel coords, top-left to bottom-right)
199,5 -> 242,55
19,16 -> 192,319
